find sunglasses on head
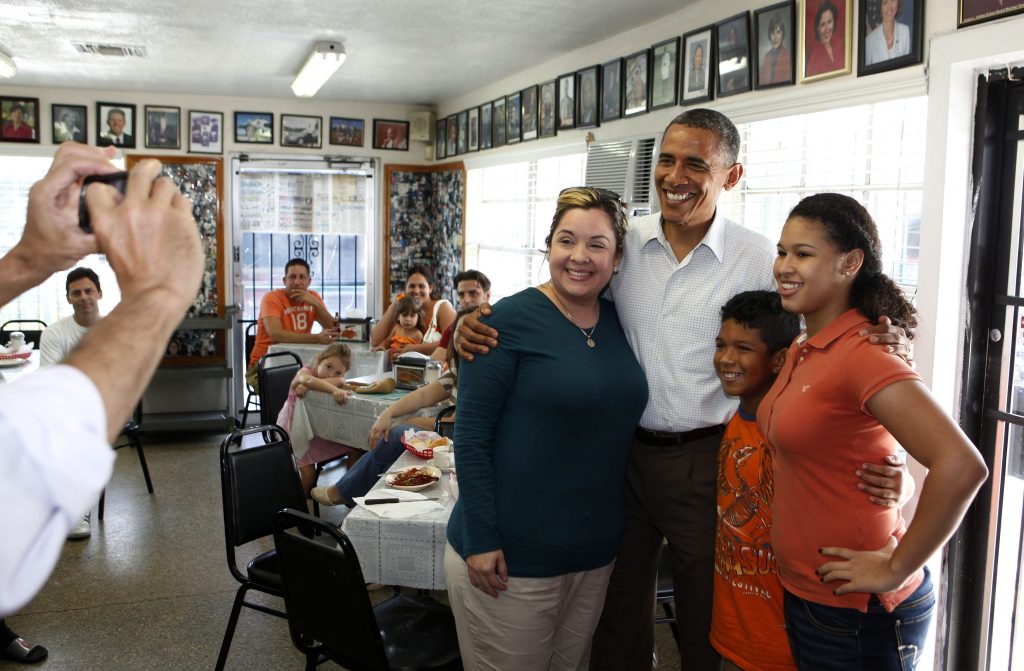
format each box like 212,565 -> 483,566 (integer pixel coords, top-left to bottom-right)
558,186 -> 623,202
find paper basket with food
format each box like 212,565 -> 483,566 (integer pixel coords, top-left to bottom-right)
401,429 -> 453,459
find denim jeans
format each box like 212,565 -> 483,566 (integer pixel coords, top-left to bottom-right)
783,567 -> 935,671
333,424 -> 412,501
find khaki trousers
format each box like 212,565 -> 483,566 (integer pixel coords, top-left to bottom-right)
444,543 -> 614,671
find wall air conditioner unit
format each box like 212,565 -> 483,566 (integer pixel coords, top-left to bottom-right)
584,134 -> 661,217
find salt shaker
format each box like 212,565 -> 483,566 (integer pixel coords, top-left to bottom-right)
7,331 -> 25,351
424,360 -> 442,385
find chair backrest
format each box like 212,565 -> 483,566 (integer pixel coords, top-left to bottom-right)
258,351 -> 302,426
273,508 -> 390,670
243,321 -> 258,378
220,425 -> 307,580
434,404 -> 456,439
1,319 -> 48,347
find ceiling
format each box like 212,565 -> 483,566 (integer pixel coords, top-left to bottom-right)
2,0 -> 691,106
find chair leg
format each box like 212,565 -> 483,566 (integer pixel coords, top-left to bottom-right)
661,601 -> 680,650
215,585 -> 249,671
133,437 -> 154,493
98,489 -> 106,521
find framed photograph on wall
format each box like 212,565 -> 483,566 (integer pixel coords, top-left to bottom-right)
601,58 -> 622,123
373,119 -> 408,150
1,97 -> 40,144
858,0 -> 923,76
521,85 -> 539,141
716,13 -> 752,96
329,117 -> 363,147
481,102 -> 493,149
468,106 -> 480,151
446,113 -> 458,155
959,0 -> 1024,27
682,27 -> 714,104
506,91 -> 522,144
492,97 -> 507,147
557,72 -> 576,130
651,37 -> 680,109
51,103 -> 86,143
800,0 -> 852,82
755,2 -> 796,88
624,49 -> 650,117
435,118 -> 447,159
235,111 -> 273,144
539,79 -> 557,138
281,114 -> 322,148
188,110 -> 223,154
457,110 -> 468,154
145,105 -> 180,149
96,102 -> 136,148
576,66 -> 600,129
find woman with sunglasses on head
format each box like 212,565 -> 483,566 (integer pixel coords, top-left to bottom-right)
444,187 -> 648,671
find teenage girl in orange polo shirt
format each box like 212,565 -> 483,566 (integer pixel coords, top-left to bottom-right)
758,193 -> 988,670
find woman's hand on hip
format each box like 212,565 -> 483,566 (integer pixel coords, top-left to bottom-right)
466,550 -> 508,598
816,535 -> 910,595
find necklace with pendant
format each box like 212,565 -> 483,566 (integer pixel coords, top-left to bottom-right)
544,283 -> 598,348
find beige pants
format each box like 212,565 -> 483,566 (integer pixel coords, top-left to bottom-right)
444,543 -> 614,671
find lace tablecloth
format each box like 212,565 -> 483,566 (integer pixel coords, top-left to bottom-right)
267,341 -> 387,377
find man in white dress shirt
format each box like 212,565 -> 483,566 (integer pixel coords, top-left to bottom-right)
0,142 -> 203,616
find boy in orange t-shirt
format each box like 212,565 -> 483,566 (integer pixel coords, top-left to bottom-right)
711,291 -> 911,671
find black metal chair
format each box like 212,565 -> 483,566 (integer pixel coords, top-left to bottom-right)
0,319 -> 47,348
257,350 -> 302,427
238,320 -> 260,426
654,545 -> 680,649
216,424 -> 308,671
98,402 -> 153,520
273,508 -> 461,671
433,404 -> 456,439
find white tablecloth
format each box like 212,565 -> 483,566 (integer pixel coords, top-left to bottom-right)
341,451 -> 456,589
0,351 -> 39,384
268,341 -> 387,378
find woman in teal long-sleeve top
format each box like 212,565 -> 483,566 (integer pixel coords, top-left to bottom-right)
444,187 -> 648,671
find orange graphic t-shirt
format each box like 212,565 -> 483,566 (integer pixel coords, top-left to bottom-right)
710,410 -> 795,671
249,289 -> 323,367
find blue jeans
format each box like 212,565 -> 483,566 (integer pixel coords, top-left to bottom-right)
333,424 -> 411,501
783,567 -> 935,671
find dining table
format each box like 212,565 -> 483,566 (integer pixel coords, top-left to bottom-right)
267,340 -> 388,378
341,450 -> 457,589
0,350 -> 40,384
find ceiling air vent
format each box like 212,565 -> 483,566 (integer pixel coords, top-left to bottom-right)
73,43 -> 148,58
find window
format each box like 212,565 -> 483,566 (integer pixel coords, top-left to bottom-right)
0,155 -> 123,326
720,97 -> 927,290
465,152 -> 586,301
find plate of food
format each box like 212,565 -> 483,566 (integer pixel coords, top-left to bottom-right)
385,465 -> 442,492
401,429 -> 452,459
0,344 -> 33,367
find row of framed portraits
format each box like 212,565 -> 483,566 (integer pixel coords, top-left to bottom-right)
433,0 -> 927,159
0,98 -> 412,153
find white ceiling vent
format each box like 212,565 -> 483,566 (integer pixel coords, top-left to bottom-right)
72,43 -> 148,58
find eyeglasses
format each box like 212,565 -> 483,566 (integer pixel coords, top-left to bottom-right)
558,186 -> 623,202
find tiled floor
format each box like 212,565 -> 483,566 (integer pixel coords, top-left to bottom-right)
2,431 -> 681,670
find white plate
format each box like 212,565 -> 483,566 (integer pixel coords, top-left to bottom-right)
0,356 -> 30,368
385,465 -> 442,492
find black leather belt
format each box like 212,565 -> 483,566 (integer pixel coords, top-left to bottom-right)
634,425 -> 723,446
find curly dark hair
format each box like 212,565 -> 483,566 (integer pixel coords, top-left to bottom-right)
787,192 -> 917,339
721,290 -> 800,354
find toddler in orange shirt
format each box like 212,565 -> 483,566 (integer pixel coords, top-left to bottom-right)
711,290 -> 912,671
373,296 -> 423,358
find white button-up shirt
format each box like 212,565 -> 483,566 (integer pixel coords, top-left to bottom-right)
610,211 -> 776,432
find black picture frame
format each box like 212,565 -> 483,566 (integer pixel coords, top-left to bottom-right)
958,0 -> 1024,27
234,111 -> 273,145
651,37 -> 680,109
188,110 -> 223,154
857,0 -> 924,76
716,13 -> 752,97
373,119 -> 408,151
446,113 -> 458,156
576,66 -> 600,129
623,49 -> 650,117
506,92 -> 522,144
557,72 -> 576,130
435,118 -> 447,159
329,117 -> 363,147
51,103 -> 86,144
145,105 -> 181,149
480,102 -> 493,149
0,97 -> 40,144
601,58 -> 623,123
468,107 -> 480,152
755,2 -> 796,88
96,102 -> 137,148
492,98 -> 507,147
457,110 -> 468,154
281,114 -> 322,148
682,27 -> 714,104
539,80 -> 557,138
521,85 -> 539,141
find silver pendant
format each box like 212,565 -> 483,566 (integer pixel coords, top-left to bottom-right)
587,338 -> 595,348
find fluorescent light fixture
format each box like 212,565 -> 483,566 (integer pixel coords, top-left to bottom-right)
0,50 -> 15,78
291,42 -> 345,97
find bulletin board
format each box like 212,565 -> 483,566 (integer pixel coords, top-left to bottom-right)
383,162 -> 465,308
126,154 -> 225,363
